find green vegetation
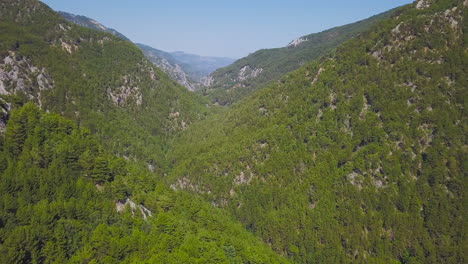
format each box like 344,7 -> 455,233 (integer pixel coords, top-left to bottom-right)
0,0 -> 466,263
168,0 -> 467,262
201,8 -> 397,105
0,103 -> 290,264
0,0 -> 209,172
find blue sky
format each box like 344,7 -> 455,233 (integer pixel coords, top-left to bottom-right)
40,0 -> 413,58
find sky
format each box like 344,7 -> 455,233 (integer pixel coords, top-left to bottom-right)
40,0 -> 413,58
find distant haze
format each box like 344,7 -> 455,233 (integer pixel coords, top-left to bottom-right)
40,0 -> 413,58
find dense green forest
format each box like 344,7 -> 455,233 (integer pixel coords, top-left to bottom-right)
0,103 -> 289,263
0,0 -> 466,263
200,9 -> 396,105
168,0 -> 467,263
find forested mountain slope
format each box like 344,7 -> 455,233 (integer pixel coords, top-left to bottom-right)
0,0 -> 208,171
0,104 -> 290,263
0,1 -> 292,262
201,9 -> 396,105
168,0 -> 467,262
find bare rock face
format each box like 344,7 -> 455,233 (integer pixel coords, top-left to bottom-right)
287,37 -> 308,48
416,0 -> 431,9
58,38 -> 78,54
115,198 -> 153,220
146,56 -> 197,91
172,64 -> 197,91
201,75 -> 214,87
238,65 -> 263,82
107,74 -> 142,107
0,51 -> 54,106
0,51 -> 54,132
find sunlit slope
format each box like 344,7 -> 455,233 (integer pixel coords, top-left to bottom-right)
168,0 -> 467,262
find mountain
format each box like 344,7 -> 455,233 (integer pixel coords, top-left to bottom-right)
0,0 -> 288,262
57,12 -> 235,91
0,0 -> 209,172
137,44 -> 235,91
58,11 -> 130,41
1,0 -> 466,263
201,9 -> 397,105
168,0 -> 466,262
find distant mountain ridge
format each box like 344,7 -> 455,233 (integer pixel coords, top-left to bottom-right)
170,51 -> 235,77
137,43 -> 235,91
58,11 -> 235,91
202,8 -> 397,105
58,11 -> 130,41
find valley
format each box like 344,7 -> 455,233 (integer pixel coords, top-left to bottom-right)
0,0 -> 466,263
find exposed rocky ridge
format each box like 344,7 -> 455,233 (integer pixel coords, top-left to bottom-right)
287,37 -> 308,48
238,65 -> 263,82
0,51 -> 54,108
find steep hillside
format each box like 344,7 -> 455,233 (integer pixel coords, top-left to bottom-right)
138,43 -> 235,91
137,43 -> 197,90
201,9 -> 396,105
0,0 -> 208,170
57,11 -> 235,91
58,11 -> 130,41
168,0 -> 467,262
0,104 -> 289,263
